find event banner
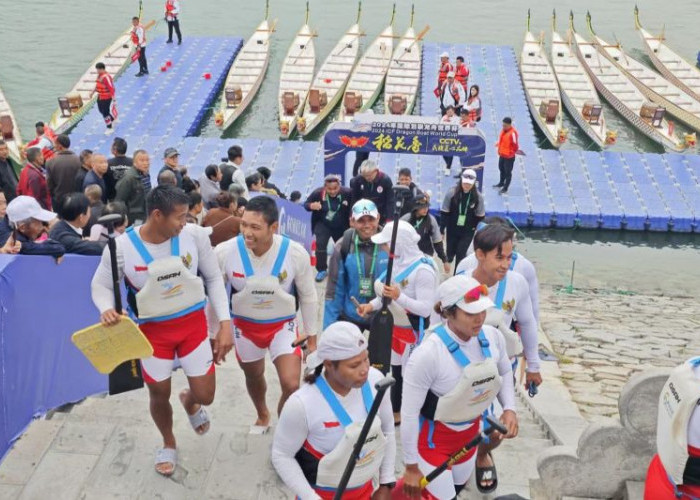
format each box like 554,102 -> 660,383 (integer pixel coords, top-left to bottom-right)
323,115 -> 487,184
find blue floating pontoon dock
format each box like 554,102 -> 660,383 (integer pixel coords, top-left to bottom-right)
69,38 -> 699,232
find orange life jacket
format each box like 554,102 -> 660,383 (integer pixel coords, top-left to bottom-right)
454,64 -> 469,89
131,25 -> 145,46
95,73 -> 115,100
440,81 -> 461,106
467,96 -> 481,122
498,127 -> 519,159
438,62 -> 453,85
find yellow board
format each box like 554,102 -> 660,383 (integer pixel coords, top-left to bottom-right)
71,318 -> 153,374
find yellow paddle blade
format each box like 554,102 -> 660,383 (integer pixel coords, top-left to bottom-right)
71,317 -> 153,374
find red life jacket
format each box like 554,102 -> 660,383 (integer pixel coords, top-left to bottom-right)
440,81 -> 461,106
498,127 -> 519,159
131,25 -> 145,46
467,96 -> 482,123
437,62 -> 453,85
454,64 -> 469,89
95,73 -> 115,100
26,128 -> 57,161
165,0 -> 176,12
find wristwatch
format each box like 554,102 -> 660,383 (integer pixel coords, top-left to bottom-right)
380,482 -> 396,489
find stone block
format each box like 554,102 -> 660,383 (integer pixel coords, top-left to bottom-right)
18,451 -> 98,500
0,419 -> 63,485
624,480 -> 645,500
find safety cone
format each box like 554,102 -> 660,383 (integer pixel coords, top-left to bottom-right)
310,238 -> 317,267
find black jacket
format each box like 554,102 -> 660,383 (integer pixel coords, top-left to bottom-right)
304,186 -> 352,232
399,182 -> 423,217
350,172 -> 394,222
0,216 -> 67,257
49,220 -> 104,255
0,158 -> 18,202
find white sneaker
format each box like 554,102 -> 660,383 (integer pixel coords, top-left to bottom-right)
105,127 -> 115,135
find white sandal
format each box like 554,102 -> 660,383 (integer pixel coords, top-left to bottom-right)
155,448 -> 177,477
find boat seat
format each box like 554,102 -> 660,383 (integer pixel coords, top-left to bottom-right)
282,92 -> 299,116
344,92 -> 362,116
308,89 -> 327,113
58,97 -> 72,117
582,102 -> 602,125
0,115 -> 14,140
225,86 -> 243,108
67,93 -> 83,111
389,95 -> 407,115
545,99 -> 560,124
640,101 -> 665,127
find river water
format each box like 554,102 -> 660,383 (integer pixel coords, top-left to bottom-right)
0,0 -> 698,292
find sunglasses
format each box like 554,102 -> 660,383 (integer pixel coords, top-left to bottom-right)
464,284 -> 489,303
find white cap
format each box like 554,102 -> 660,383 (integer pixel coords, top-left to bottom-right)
371,220 -> 417,245
6,196 -> 57,224
438,275 -> 494,314
351,199 -> 379,220
440,51 -> 450,58
306,322 -> 368,370
461,168 -> 477,185
446,71 -> 455,78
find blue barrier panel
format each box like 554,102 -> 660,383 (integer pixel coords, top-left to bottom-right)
0,255 -> 107,462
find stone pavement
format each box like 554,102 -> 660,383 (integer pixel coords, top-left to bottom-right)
539,286 -> 699,422
0,356 -> 553,500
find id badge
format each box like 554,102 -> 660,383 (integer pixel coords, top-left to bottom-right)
358,278 -> 373,298
325,211 -> 336,222
457,214 -> 467,226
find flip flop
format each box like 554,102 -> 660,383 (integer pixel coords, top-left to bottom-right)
249,424 -> 270,435
179,389 -> 210,435
155,447 -> 177,477
186,406 -> 210,435
475,451 -> 498,493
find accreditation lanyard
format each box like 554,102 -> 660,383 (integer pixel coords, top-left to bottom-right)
457,191 -> 472,227
355,234 -> 378,298
325,192 -> 341,221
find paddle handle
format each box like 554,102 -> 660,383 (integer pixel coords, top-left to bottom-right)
380,186 -> 410,307
333,376 -> 395,500
421,416 -> 506,486
99,214 -> 122,312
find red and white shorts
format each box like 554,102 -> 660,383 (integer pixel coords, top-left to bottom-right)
391,325 -> 418,368
139,309 -> 214,384
233,317 -> 302,363
417,418 -> 481,499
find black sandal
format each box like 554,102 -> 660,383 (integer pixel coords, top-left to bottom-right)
475,451 -> 498,493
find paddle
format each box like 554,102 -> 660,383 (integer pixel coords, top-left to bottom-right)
332,375 -> 395,500
393,25 -> 431,64
367,185 -> 410,374
391,416 -> 507,498
100,214 -> 145,395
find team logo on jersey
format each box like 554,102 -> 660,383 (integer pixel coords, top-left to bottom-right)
400,278 -> 409,288
278,270 -> 288,283
469,388 -> 494,405
377,186 -> 383,194
232,271 -> 245,278
502,298 -> 515,314
181,253 -> 193,269
323,421 -> 341,428
161,282 -> 184,298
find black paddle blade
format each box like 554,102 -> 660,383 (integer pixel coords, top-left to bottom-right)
108,359 -> 144,395
367,308 -> 393,374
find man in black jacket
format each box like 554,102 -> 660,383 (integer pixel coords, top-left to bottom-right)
50,193 -> 105,255
303,174 -> 352,281
350,160 -> 394,224
0,140 -> 18,202
4,195 -> 65,257
440,168 -> 485,270
396,167 -> 423,216
46,134 -> 81,209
